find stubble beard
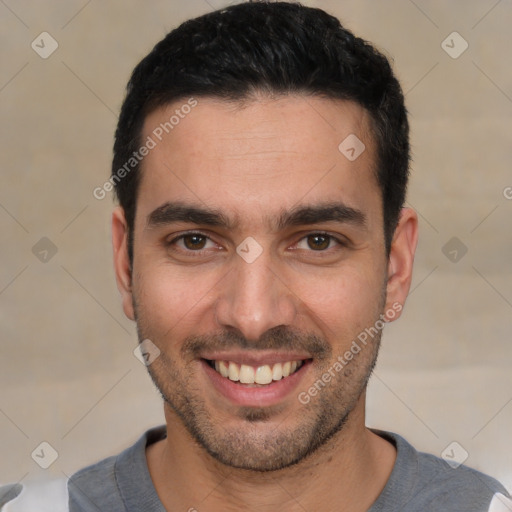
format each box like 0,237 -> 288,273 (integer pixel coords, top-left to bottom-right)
134,300 -> 384,472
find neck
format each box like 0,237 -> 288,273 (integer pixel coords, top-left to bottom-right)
146,396 -> 396,511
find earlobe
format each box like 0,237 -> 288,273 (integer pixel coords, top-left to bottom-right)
384,207 -> 418,321
112,207 -> 135,321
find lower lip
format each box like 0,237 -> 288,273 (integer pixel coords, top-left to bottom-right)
201,360 -> 311,407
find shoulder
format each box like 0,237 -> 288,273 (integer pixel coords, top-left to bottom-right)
416,450 -> 508,506
67,454 -> 121,510
373,430 -> 511,512
67,426 -> 166,512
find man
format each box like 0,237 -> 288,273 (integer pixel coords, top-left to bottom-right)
68,2 -> 510,511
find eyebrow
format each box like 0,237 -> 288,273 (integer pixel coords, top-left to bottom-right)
146,201 -> 366,231
147,202 -> 233,229
275,203 -> 366,230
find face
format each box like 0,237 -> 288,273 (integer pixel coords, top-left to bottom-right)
112,95 -> 417,471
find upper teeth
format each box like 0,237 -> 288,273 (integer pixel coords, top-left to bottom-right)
214,360 -> 303,385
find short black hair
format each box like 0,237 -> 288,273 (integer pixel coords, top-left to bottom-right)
112,1 -> 409,262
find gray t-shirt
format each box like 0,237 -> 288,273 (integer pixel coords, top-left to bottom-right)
68,426 -> 510,511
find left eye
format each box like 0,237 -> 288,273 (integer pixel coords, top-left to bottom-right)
296,234 -> 339,251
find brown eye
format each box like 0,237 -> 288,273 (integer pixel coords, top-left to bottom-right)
183,234 -> 207,250
306,234 -> 331,250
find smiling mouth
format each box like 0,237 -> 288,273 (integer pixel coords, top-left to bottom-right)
204,359 -> 308,385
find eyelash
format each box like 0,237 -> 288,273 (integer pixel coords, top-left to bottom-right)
167,231 -> 345,255
294,232 -> 343,252
168,232 -> 219,253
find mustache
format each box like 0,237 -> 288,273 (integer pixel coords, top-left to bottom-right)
181,325 -> 332,360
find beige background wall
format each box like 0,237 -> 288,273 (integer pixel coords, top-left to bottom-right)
1,0 -> 511,495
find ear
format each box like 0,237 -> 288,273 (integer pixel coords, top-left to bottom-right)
384,207 -> 418,321
112,207 -> 135,321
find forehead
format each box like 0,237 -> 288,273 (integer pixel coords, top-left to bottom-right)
136,95 -> 381,229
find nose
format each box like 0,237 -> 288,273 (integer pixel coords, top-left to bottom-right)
214,248 -> 298,341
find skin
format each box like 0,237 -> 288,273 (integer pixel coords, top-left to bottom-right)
112,95 -> 418,511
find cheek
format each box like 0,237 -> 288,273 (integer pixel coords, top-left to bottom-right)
290,264 -> 385,338
134,264 -> 222,339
